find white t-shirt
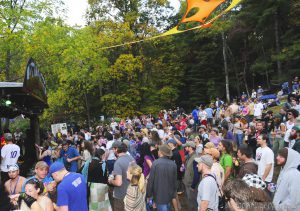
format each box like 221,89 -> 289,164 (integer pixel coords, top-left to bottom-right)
198,110 -> 207,121
255,147 -> 274,182
106,140 -> 116,160
254,103 -> 264,117
110,122 -> 118,131
157,129 -> 164,140
84,132 -> 91,141
284,121 -> 295,143
1,144 -> 20,172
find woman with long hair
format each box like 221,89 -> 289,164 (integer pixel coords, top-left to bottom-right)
82,148 -> 111,210
209,128 -> 222,147
82,148 -> 108,183
22,178 -> 54,211
218,140 -> 233,182
38,141 -> 56,166
138,142 -> 155,178
124,164 -> 146,211
149,130 -> 162,146
81,141 -> 94,167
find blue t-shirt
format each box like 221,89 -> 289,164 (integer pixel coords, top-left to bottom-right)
192,109 -> 199,120
205,108 -> 214,118
57,173 -> 88,211
60,147 -> 80,172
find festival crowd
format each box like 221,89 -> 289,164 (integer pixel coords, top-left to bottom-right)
0,83 -> 300,211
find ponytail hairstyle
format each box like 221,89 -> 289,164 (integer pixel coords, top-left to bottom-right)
128,164 -> 145,193
25,178 -> 45,195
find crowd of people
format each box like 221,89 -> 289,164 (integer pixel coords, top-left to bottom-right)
0,84 -> 300,211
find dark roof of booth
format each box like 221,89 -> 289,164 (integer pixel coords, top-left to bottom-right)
0,59 -> 48,119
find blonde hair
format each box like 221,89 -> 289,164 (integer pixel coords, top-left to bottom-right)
35,161 -> 49,169
128,164 -> 145,193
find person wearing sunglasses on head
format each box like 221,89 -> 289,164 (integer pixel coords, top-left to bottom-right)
283,109 -> 299,147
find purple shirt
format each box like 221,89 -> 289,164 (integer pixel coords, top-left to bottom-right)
209,136 -> 222,147
143,155 -> 154,177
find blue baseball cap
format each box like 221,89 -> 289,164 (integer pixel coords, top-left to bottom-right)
48,161 -> 65,176
167,138 -> 177,145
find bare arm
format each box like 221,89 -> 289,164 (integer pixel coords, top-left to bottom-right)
45,197 -> 54,211
262,164 -> 272,181
173,135 -> 182,146
109,175 -> 122,187
57,205 -> 68,211
67,156 -> 81,162
199,200 -> 209,211
4,181 -> 10,193
30,201 -> 44,211
39,150 -> 51,160
146,159 -> 153,169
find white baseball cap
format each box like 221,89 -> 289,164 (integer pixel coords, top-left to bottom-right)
8,164 -> 19,172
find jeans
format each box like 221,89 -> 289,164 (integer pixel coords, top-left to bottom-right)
235,133 -> 244,147
107,160 -> 115,174
112,197 -> 125,211
185,186 -> 198,211
156,204 -> 170,211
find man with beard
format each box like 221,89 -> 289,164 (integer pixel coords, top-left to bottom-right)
284,109 -> 298,147
255,134 -> 274,183
4,164 -> 26,195
290,125 -> 300,153
108,141 -> 134,210
195,155 -> 219,211
183,141 -> 200,211
273,148 -> 300,210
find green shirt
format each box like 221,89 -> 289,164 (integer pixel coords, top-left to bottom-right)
220,153 -> 233,173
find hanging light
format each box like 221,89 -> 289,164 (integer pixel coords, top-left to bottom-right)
5,99 -> 11,106
5,95 -> 12,106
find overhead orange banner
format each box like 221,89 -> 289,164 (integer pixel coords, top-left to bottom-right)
101,0 -> 242,49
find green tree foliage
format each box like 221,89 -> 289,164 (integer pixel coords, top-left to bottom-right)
1,0 -> 299,127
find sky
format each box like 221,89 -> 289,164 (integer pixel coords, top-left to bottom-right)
64,0 -> 181,26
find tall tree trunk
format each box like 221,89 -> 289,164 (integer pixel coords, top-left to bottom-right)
243,39 -> 250,97
227,46 -> 241,96
274,10 -> 282,76
84,92 -> 91,129
261,45 -> 270,89
222,32 -> 230,103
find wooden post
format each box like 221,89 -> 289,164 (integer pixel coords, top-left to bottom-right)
30,115 -> 40,160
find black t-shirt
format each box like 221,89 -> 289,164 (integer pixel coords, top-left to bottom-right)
171,148 -> 183,180
88,159 -> 108,184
